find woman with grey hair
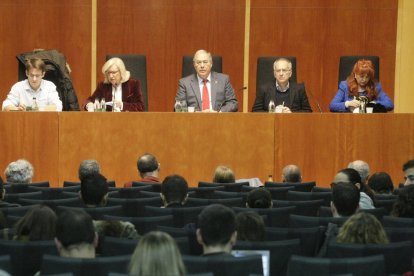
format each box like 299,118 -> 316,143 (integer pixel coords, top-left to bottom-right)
84,57 -> 144,112
4,159 -> 34,184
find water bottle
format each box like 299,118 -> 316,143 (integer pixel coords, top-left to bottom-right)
180,100 -> 188,112
32,97 -> 39,111
174,100 -> 182,112
268,100 -> 275,113
94,98 -> 100,112
100,98 -> 106,112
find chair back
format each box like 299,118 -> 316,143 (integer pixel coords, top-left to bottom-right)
287,191 -> 332,206
144,205 -> 205,227
99,236 -> 138,256
104,214 -> 174,235
382,216 -> 414,228
56,205 -> 123,220
106,54 -> 148,111
289,214 -> 348,228
106,197 -> 162,217
338,56 -> 380,84
265,181 -> 316,192
19,197 -> 83,210
4,191 -> 43,203
182,55 -> 222,78
274,199 -> 324,216
233,206 -> 296,227
131,181 -> 161,192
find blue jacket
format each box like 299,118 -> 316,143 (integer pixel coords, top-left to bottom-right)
329,81 -> 394,112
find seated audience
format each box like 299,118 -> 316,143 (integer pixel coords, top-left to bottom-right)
332,168 -> 374,209
329,59 -> 393,112
13,204 -> 57,241
55,209 -> 98,258
4,159 -> 34,184
336,212 -> 388,244
282,164 -> 302,183
197,204 -> 237,256
246,188 -> 273,208
124,153 -> 161,187
128,231 -> 185,276
402,159 -> 414,186
391,184 -> 414,218
368,172 -> 394,194
331,182 -> 360,217
80,173 -> 139,239
213,166 -> 235,183
160,174 -> 189,208
78,159 -> 101,181
235,212 -> 265,241
0,177 -> 19,208
348,160 -> 370,184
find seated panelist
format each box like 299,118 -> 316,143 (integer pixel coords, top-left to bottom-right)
252,58 -> 312,113
175,49 -> 238,112
84,57 -> 144,112
329,59 -> 394,112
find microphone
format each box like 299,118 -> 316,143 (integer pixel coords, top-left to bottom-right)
217,87 -> 246,112
304,82 -> 323,113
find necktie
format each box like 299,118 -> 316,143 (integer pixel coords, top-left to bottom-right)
202,79 -> 210,110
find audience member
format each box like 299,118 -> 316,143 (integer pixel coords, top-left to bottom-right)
282,164 -> 302,183
80,173 -> 139,239
332,168 -> 374,209
78,159 -> 101,181
331,182 -> 360,217
368,172 -> 394,194
213,166 -> 235,183
4,159 -> 34,184
246,188 -> 272,208
160,174 -> 188,208
84,57 -> 144,112
235,212 -> 265,242
197,204 -> 237,256
128,231 -> 185,276
13,204 -> 57,241
329,59 -> 393,112
391,184 -> 414,218
348,160 -> 370,184
0,177 -> 19,208
252,57 -> 312,113
2,58 -> 62,111
124,153 -> 161,187
336,212 -> 388,244
402,159 -> 414,186
175,49 -> 238,112
55,209 -> 97,258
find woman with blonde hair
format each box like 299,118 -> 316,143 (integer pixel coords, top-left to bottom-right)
213,165 -> 235,183
128,231 -> 185,276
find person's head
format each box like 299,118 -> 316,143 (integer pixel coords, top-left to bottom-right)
4,159 -> 34,184
391,185 -> 414,218
160,175 -> 189,207
331,182 -> 360,217
197,204 -> 237,254
128,231 -> 185,276
402,159 -> 414,186
55,209 -> 97,258
137,153 -> 160,178
193,49 -> 213,79
102,57 -> 130,86
78,159 -> 100,181
332,168 -> 362,189
25,58 -> 46,91
13,204 -> 57,241
368,172 -> 394,194
213,166 -> 235,183
348,160 -> 370,183
273,58 -> 292,87
336,212 -> 388,244
235,212 -> 265,241
246,188 -> 273,208
80,173 -> 108,207
346,59 -> 377,100
282,164 -> 302,183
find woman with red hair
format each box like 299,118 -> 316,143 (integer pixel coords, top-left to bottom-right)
329,59 -> 393,112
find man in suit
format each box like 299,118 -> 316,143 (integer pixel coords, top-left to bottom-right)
175,49 -> 238,112
252,58 -> 312,112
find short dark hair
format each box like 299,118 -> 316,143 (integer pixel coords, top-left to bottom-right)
338,168 -> 362,185
56,209 -> 95,248
137,154 -> 158,174
235,211 -> 265,241
247,188 -> 272,208
403,160 -> 414,172
368,172 -> 394,194
391,185 -> 414,217
332,182 -> 360,216
78,160 -> 100,181
161,175 -> 188,204
198,204 -> 236,246
80,173 -> 108,205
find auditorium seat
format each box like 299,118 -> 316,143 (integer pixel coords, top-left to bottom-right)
286,190 -> 332,206
198,181 -> 249,192
108,186 -> 153,199
144,205 -> 205,227
289,214 -> 348,228
4,191 -> 43,204
57,205 -> 123,220
232,206 -> 296,228
188,186 -> 225,199
241,186 -> 294,200
106,197 -> 162,217
18,197 -> 83,210
265,181 -> 316,192
273,199 -> 324,216
382,216 -> 414,227
103,214 -> 174,235
338,56 -> 380,84
131,181 -> 161,192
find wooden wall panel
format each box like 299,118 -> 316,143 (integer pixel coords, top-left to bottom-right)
0,0 -> 91,110
96,0 -> 245,111
249,0 -> 398,113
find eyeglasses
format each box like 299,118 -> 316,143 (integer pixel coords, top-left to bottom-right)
274,68 -> 291,74
106,70 -> 119,76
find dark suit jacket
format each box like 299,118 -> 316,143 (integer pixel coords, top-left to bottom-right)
252,82 -> 312,112
175,71 -> 238,112
84,79 -> 144,112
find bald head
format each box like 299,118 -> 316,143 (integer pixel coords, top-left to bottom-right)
282,165 -> 301,183
348,160 -> 370,183
137,153 -> 160,177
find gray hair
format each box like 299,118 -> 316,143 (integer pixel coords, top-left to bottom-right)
102,57 -> 130,84
78,160 -> 100,181
348,160 -> 370,183
193,49 -> 212,63
282,164 -> 301,183
4,159 -> 34,184
273,58 -> 292,70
